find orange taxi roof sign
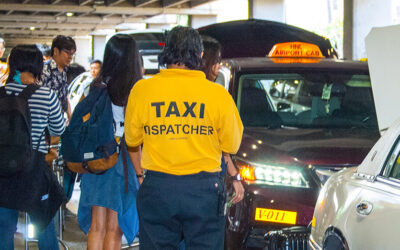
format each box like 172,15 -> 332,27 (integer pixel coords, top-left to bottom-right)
268,42 -> 324,58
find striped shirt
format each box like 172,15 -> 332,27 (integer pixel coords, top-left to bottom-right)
5,83 -> 65,153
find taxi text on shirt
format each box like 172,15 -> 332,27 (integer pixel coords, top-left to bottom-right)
125,69 -> 243,176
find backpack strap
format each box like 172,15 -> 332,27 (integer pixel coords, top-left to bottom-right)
120,136 -> 129,194
0,86 -> 6,98
44,127 -> 51,153
19,84 -> 40,100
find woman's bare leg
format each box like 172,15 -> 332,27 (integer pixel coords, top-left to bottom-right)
87,206 -> 106,250
104,208 -> 123,250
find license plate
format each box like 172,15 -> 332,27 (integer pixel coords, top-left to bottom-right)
255,208 -> 297,225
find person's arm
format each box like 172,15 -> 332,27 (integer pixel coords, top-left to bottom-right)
66,99 -> 72,122
47,89 -> 66,136
224,153 -> 244,204
128,145 -> 144,184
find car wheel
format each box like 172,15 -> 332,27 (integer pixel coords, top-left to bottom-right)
322,229 -> 348,250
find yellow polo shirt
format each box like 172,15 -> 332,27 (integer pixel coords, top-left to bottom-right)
0,61 -> 8,86
125,69 -> 243,175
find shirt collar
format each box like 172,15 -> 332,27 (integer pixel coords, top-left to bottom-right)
48,58 -> 67,73
159,68 -> 206,79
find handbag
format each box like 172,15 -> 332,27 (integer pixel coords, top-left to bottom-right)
0,147 -> 66,231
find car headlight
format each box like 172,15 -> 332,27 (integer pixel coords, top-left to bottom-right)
236,159 -> 309,188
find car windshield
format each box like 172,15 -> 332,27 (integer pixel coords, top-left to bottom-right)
237,72 -> 378,129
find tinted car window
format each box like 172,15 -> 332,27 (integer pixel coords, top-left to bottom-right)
128,33 -> 165,54
237,72 -> 378,129
382,137 -> 400,180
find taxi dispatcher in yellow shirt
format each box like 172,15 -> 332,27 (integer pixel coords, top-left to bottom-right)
125,26 -> 244,250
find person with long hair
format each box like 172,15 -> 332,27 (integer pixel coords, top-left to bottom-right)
201,36 -> 244,204
201,36 -> 222,82
0,44 -> 65,250
77,34 -> 142,249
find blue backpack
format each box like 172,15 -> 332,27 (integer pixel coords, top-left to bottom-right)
61,84 -> 118,174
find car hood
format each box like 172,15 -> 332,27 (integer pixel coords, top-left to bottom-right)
237,127 -> 380,168
366,25 -> 400,132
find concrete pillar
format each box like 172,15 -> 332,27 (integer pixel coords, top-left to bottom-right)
249,0 -> 254,19
343,0 -> 353,60
352,0 -> 391,60
74,36 -> 92,70
190,15 -> 218,29
92,35 -> 107,63
249,0 -> 285,22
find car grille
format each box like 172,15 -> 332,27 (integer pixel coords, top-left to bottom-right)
264,226 -> 310,250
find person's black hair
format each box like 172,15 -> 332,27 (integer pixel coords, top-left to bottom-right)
158,26 -> 203,70
6,44 -> 43,84
94,34 -> 142,106
201,36 -> 222,81
67,63 -> 86,84
90,59 -> 102,66
51,35 -> 76,56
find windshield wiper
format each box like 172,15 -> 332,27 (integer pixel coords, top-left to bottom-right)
280,125 -> 298,129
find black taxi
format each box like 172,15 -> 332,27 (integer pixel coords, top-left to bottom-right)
217,42 -> 380,249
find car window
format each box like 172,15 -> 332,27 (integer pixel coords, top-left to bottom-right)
382,137 -> 400,180
237,72 -> 378,129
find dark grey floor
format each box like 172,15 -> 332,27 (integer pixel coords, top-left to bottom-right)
13,190 -> 139,250
14,212 -> 139,250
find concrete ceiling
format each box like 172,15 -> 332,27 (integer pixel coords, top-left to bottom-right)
0,0 -> 216,46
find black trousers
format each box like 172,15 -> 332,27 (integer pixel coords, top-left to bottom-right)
137,170 -> 226,250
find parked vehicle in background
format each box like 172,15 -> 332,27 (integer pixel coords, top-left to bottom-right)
197,19 -> 338,59
216,42 -> 380,250
68,72 -> 92,113
108,29 -> 165,74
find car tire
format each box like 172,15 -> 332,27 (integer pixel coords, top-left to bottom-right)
322,229 -> 348,250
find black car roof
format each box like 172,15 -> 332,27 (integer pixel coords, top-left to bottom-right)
198,19 -> 338,59
222,57 -> 369,72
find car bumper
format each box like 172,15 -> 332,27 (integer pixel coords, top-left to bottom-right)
226,183 -> 317,248
309,235 -> 322,250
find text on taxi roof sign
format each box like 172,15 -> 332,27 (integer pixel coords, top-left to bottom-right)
268,42 -> 324,58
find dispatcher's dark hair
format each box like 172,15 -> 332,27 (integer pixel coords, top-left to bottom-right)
94,34 -> 142,106
158,26 -> 203,70
51,35 -> 76,56
6,45 -> 43,84
201,36 -> 222,81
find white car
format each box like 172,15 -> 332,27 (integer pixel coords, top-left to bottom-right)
310,117 -> 400,250
68,72 -> 93,113
309,25 -> 400,250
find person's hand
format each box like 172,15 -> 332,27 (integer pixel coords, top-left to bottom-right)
137,176 -> 144,185
231,180 -> 244,204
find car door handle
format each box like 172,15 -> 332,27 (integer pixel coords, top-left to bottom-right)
356,201 -> 373,215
